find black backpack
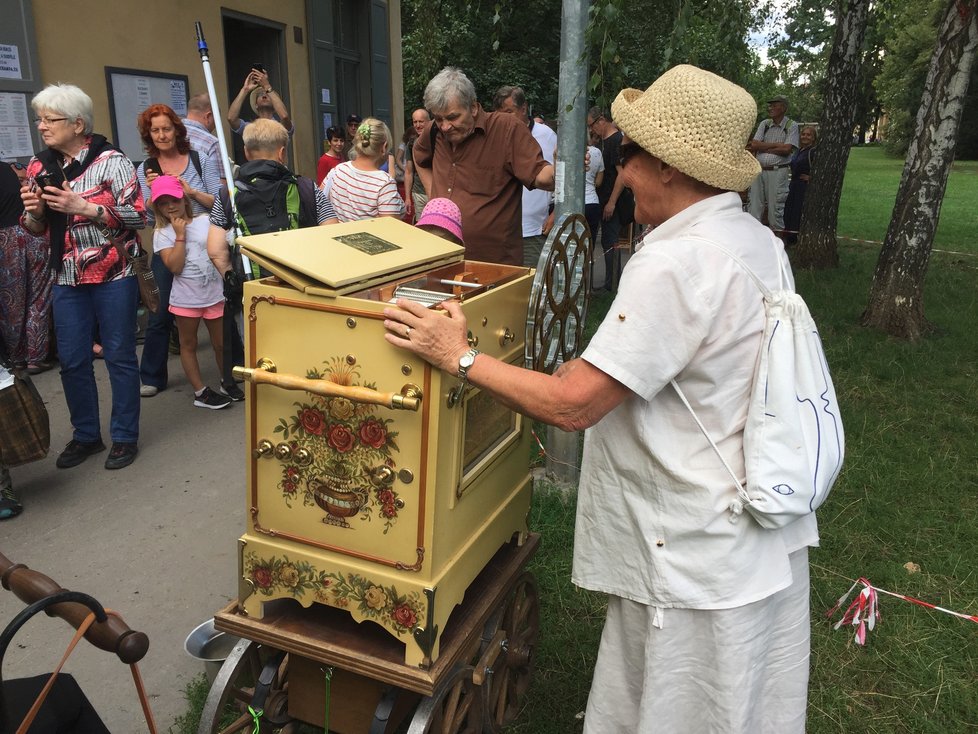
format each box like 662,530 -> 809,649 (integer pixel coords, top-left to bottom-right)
219,159 -> 316,235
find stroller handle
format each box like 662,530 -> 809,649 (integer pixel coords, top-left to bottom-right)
0,553 -> 149,664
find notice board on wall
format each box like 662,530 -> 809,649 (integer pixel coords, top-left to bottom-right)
105,67 -> 188,163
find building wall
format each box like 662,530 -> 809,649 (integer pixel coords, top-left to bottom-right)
27,0 -> 400,178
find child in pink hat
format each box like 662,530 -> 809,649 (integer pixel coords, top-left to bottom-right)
415,198 -> 464,244
150,175 -> 231,410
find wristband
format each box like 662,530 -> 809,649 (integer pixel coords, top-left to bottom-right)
26,210 -> 45,223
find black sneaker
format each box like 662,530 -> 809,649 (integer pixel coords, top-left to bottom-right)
105,442 -> 138,470
56,439 -> 106,469
219,382 -> 245,402
195,387 -> 232,410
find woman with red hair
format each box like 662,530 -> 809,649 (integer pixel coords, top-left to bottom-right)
135,103 -> 221,398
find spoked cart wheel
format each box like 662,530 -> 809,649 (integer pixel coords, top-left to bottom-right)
197,638 -> 296,734
405,664 -> 483,734
481,572 -> 541,732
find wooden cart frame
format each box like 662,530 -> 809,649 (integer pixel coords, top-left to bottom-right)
202,533 -> 540,733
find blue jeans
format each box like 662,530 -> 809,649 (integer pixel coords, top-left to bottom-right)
52,278 -> 140,444
138,254 -> 174,390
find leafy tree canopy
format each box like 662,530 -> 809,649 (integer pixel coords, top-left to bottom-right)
402,0 -> 768,123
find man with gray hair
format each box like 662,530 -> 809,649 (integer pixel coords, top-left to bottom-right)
494,85 -> 558,267
413,67 -> 554,265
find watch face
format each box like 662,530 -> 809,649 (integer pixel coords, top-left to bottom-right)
460,352 -> 475,368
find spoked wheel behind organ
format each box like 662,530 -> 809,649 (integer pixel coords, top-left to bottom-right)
197,639 -> 296,734
525,212 -> 593,374
480,572 -> 541,732
405,664 -> 483,734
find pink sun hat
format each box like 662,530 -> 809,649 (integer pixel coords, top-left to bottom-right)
416,198 -> 464,243
150,175 -> 185,202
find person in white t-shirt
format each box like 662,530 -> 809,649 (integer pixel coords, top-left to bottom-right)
381,65 -> 815,733
149,176 -> 230,410
584,142 -> 605,247
322,118 -> 404,222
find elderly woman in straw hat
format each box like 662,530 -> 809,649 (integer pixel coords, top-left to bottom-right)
382,64 -> 812,732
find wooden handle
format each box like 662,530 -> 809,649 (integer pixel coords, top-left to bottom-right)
233,367 -> 421,411
0,552 -> 149,664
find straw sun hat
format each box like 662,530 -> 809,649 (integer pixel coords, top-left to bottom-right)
611,64 -> 761,192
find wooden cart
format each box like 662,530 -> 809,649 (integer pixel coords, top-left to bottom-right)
201,532 -> 539,733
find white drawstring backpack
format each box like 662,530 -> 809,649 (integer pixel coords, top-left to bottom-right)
672,233 -> 845,529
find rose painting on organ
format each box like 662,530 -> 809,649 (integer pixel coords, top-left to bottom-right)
270,356 -> 402,532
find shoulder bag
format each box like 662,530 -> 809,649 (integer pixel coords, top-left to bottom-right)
0,361 -> 50,467
108,231 -> 160,314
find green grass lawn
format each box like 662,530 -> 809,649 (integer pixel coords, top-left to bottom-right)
837,146 -> 978,255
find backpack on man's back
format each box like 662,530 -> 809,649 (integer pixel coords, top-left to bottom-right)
219,159 -> 316,236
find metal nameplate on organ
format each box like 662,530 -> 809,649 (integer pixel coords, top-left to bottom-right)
232,217 -> 535,667
332,231 -> 402,255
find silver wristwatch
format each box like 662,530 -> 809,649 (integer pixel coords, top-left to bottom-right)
456,348 -> 480,382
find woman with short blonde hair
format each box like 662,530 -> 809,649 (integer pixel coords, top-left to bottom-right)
322,118 -> 404,221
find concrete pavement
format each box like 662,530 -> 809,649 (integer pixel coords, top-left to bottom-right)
1,345 -> 243,731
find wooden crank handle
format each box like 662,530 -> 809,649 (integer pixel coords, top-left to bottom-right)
232,366 -> 421,411
0,552 -> 150,664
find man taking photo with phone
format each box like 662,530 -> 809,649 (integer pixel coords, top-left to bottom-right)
227,66 -> 294,140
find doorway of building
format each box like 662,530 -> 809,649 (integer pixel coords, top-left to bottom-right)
221,12 -> 289,166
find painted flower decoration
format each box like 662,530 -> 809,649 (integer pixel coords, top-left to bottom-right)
364,585 -> 388,610
278,564 -> 300,588
393,603 -> 417,629
299,408 -> 326,436
272,358 -> 402,532
329,398 -> 355,421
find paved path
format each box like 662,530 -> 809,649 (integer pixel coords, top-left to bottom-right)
2,347 -> 242,732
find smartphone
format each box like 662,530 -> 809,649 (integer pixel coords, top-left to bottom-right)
252,63 -> 266,74
35,168 -> 65,190
144,158 -> 163,176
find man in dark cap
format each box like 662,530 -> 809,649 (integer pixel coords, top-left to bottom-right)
345,114 -> 362,160
747,95 -> 798,236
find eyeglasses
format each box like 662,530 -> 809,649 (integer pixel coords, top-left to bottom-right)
587,115 -> 603,130
619,141 -> 644,167
34,117 -> 69,126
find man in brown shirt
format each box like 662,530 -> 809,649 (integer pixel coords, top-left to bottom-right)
413,67 -> 554,265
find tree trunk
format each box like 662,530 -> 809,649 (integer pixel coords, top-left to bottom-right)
793,0 -> 871,269
862,0 -> 978,340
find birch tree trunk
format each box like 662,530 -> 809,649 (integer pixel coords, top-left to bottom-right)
793,0 -> 871,269
862,0 -> 978,339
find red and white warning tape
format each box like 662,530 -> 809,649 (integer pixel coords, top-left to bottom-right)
826,577 -> 978,645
